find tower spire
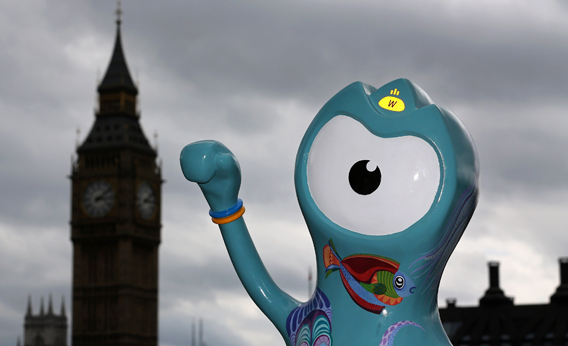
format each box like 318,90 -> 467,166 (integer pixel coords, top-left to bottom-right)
79,2 -> 155,155
199,319 -> 203,346
191,319 -> 196,346
26,295 -> 32,317
61,296 -> 66,316
97,2 -> 137,96
116,1 -> 122,26
40,297 -> 44,316
48,294 -> 53,315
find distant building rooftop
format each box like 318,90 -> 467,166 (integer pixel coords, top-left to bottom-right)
439,258 -> 568,346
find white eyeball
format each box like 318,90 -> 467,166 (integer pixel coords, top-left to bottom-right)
307,115 -> 440,236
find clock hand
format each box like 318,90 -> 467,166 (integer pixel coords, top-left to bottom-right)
100,188 -> 113,200
94,187 -> 112,203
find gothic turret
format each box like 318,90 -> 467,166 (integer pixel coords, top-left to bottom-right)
48,296 -> 53,315
26,296 -> 31,317
23,296 -> 67,346
60,296 -> 65,317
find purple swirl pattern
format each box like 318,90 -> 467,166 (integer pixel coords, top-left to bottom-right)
379,320 -> 424,346
409,181 -> 478,309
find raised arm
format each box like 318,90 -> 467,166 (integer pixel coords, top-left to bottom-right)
180,140 -> 300,336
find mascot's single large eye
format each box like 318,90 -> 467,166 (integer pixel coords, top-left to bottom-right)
394,275 -> 405,290
349,160 -> 381,195
307,115 -> 440,235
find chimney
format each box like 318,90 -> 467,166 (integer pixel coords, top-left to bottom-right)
446,298 -> 457,308
489,261 -> 500,288
479,262 -> 513,307
550,257 -> 568,304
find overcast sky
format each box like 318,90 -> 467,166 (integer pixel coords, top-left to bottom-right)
2,1 -> 568,345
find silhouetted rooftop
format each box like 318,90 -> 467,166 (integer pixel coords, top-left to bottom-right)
440,259 -> 568,346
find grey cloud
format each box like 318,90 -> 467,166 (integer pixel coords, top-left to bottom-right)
2,1 -> 568,345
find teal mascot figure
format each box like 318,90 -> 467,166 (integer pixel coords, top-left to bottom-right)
180,79 -> 479,346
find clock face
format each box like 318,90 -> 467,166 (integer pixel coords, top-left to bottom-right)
83,180 -> 114,218
137,182 -> 156,219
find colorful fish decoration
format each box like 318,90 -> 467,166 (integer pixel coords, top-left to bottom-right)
323,239 -> 415,314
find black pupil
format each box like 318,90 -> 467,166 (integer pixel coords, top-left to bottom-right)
348,160 -> 381,195
395,276 -> 404,289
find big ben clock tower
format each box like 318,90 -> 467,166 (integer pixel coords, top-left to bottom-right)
70,8 -> 161,346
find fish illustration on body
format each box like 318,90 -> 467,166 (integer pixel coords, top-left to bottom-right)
323,239 -> 415,314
